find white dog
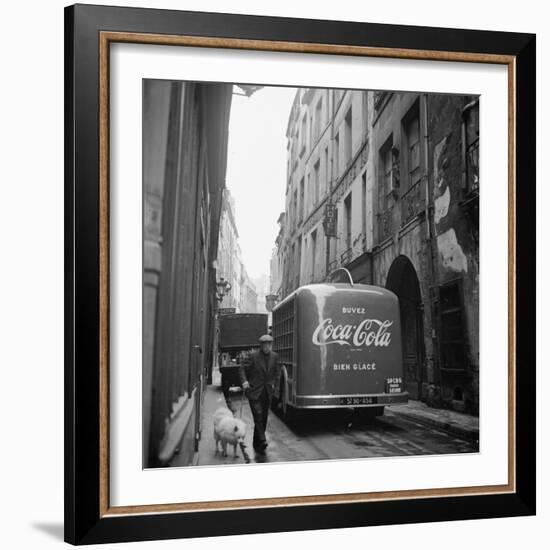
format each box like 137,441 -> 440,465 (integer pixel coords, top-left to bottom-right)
213,407 -> 247,458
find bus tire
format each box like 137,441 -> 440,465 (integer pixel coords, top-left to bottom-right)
281,402 -> 296,424
270,391 -> 279,412
273,373 -> 286,414
279,378 -> 296,424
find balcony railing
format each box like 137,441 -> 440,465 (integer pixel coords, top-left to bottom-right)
377,209 -> 393,243
340,247 -> 353,266
401,181 -> 423,226
328,259 -> 339,273
374,91 -> 389,111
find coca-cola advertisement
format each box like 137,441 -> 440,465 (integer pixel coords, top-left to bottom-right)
298,284 -> 403,397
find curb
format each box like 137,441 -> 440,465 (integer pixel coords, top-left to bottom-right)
394,409 -> 479,443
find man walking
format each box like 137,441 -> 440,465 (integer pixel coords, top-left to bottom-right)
239,334 -> 280,455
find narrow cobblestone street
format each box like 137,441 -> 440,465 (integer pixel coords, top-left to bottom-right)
171,371 -> 478,468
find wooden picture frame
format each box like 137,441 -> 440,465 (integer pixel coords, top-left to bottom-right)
65,3 -> 536,545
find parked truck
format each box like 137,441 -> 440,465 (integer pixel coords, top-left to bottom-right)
218,313 -> 268,394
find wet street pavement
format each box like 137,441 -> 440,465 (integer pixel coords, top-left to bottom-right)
182,380 -> 479,468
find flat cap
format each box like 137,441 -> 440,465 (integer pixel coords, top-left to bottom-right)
259,334 -> 274,343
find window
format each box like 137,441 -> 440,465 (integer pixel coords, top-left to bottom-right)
290,243 -> 295,290
401,104 -> 424,224
310,229 -> 317,282
383,146 -> 392,196
344,107 -> 352,167
313,160 -> 320,206
313,98 -> 322,143
287,155 -> 291,180
292,189 -> 298,228
288,194 -> 292,227
323,146 -> 329,197
378,138 -> 395,242
373,91 -> 389,111
299,177 -> 305,223
361,171 -> 367,239
295,238 -> 302,287
380,138 -> 393,210
344,192 -> 352,252
405,114 -> 421,189
334,132 -> 340,177
300,115 -> 307,155
462,99 -> 479,193
306,172 -> 311,214
439,282 -> 467,371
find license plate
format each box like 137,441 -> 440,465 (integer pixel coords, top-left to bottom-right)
340,396 -> 377,406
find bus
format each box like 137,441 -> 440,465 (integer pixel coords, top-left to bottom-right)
271,281 -> 408,420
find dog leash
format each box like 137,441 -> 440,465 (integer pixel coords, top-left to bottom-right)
239,389 -> 245,419
238,387 -> 250,463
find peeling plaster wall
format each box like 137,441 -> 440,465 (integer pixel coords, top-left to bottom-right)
280,89 -> 480,414
437,228 -> 469,273
434,185 -> 450,224
429,94 -> 479,413
369,92 -> 479,413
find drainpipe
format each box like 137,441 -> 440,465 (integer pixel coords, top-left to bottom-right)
422,94 -> 434,249
325,89 -> 336,277
423,93 -> 442,398
368,93 -> 375,286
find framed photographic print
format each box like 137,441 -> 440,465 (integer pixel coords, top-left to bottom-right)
64,3 -> 536,545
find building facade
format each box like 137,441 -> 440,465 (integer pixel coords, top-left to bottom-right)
216,189 -> 242,310
273,88 -> 479,414
269,212 -> 285,298
277,88 -> 373,299
216,188 -> 258,313
143,80 -> 232,467
239,268 -> 259,313
252,273 -> 269,315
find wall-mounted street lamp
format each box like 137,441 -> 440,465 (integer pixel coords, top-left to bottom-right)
216,277 -> 232,304
233,85 -> 264,97
265,294 -> 279,312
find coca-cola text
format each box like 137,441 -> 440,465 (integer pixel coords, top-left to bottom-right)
312,318 -> 393,347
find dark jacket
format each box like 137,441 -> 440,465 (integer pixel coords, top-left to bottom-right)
239,349 -> 280,401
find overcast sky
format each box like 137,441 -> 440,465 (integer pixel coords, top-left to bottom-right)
225,85 -> 297,281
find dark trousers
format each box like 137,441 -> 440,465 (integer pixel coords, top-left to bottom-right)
248,388 -> 270,450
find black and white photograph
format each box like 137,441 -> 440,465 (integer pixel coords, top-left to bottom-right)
143,81 -> 480,469
0,0 -> 543,544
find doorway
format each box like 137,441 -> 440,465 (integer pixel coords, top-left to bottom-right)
386,256 -> 425,400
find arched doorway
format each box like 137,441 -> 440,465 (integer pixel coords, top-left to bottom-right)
386,256 -> 425,400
